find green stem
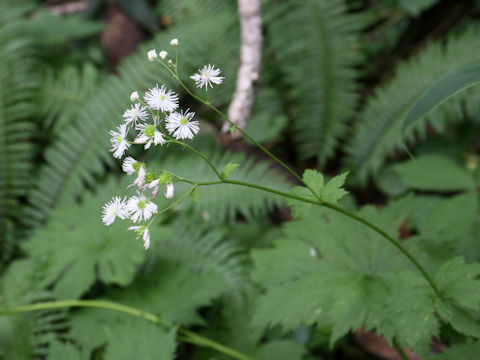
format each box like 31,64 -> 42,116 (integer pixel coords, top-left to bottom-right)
393,338 -> 410,360
161,59 -> 439,295
192,179 -> 439,295
146,185 -> 197,227
166,139 -> 222,179
172,71 -> 319,198
0,300 -> 253,360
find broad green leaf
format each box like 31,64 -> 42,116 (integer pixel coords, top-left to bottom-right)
106,261 -> 226,326
432,341 -> 480,360
69,261 -> 224,354
287,170 -> 348,219
435,257 -> 480,311
393,155 -> 475,191
104,320 -> 176,360
403,62 -> 480,132
22,181 -> 145,299
420,193 -> 478,241
48,340 -> 86,360
399,0 -> 438,15
221,162 -> 240,179
254,340 -> 304,360
435,300 -> 480,338
253,199 -> 437,351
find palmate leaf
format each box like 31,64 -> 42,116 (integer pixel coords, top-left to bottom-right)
69,261 -> 223,354
104,321 -> 176,360
22,180 -> 145,299
252,198 -> 441,354
266,0 -> 363,164
192,292 -> 304,360
287,169 -> 348,219
432,341 -> 480,360
345,28 -> 480,182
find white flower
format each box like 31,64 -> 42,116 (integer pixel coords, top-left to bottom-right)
144,84 -> 179,113
134,119 -> 166,149
109,124 -> 130,159
102,196 -> 128,226
166,109 -> 199,140
133,164 -> 147,189
190,64 -> 224,90
147,178 -> 160,198
128,226 -> 151,249
122,156 -> 138,175
170,38 -> 178,46
126,192 -> 158,223
159,51 -> 168,59
147,49 -> 157,61
309,248 -> 317,257
130,91 -> 139,101
123,103 -> 148,126
165,183 -> 174,199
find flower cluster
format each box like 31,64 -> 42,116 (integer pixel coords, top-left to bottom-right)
102,38 -> 225,250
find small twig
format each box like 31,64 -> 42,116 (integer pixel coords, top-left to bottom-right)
222,0 -> 263,139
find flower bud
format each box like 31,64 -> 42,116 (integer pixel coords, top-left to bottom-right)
147,49 -> 157,61
130,91 -> 139,101
159,51 -> 168,59
170,38 -> 178,46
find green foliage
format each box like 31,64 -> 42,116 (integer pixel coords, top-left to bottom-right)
26,0 -> 240,228
68,261 -> 222,355
157,218 -> 250,293
0,1 -> 40,262
192,293 -> 304,360
266,0 -> 363,164
287,170 -> 348,219
432,341 -> 480,360
162,150 -> 289,223
252,198 -> 443,354
220,162 -> 240,179
40,63 -> 101,131
23,181 -> 145,299
403,62 -> 480,132
398,0 -> 439,15
103,322 -> 176,360
346,29 -> 480,182
27,10 -> 103,45
392,155 -> 475,191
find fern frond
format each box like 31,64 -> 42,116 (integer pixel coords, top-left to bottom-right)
0,2 -> 40,262
161,150 -> 289,223
345,28 -> 480,182
40,63 -> 101,132
158,218 -> 250,294
266,0 -> 363,164
26,3 -> 240,227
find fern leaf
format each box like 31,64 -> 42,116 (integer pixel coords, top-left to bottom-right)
160,150 -> 289,223
345,28 -> 480,182
0,2 -> 40,264
158,217 -> 250,295
266,0 -> 363,164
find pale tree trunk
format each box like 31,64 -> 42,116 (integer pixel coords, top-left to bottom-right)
222,0 -> 263,139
